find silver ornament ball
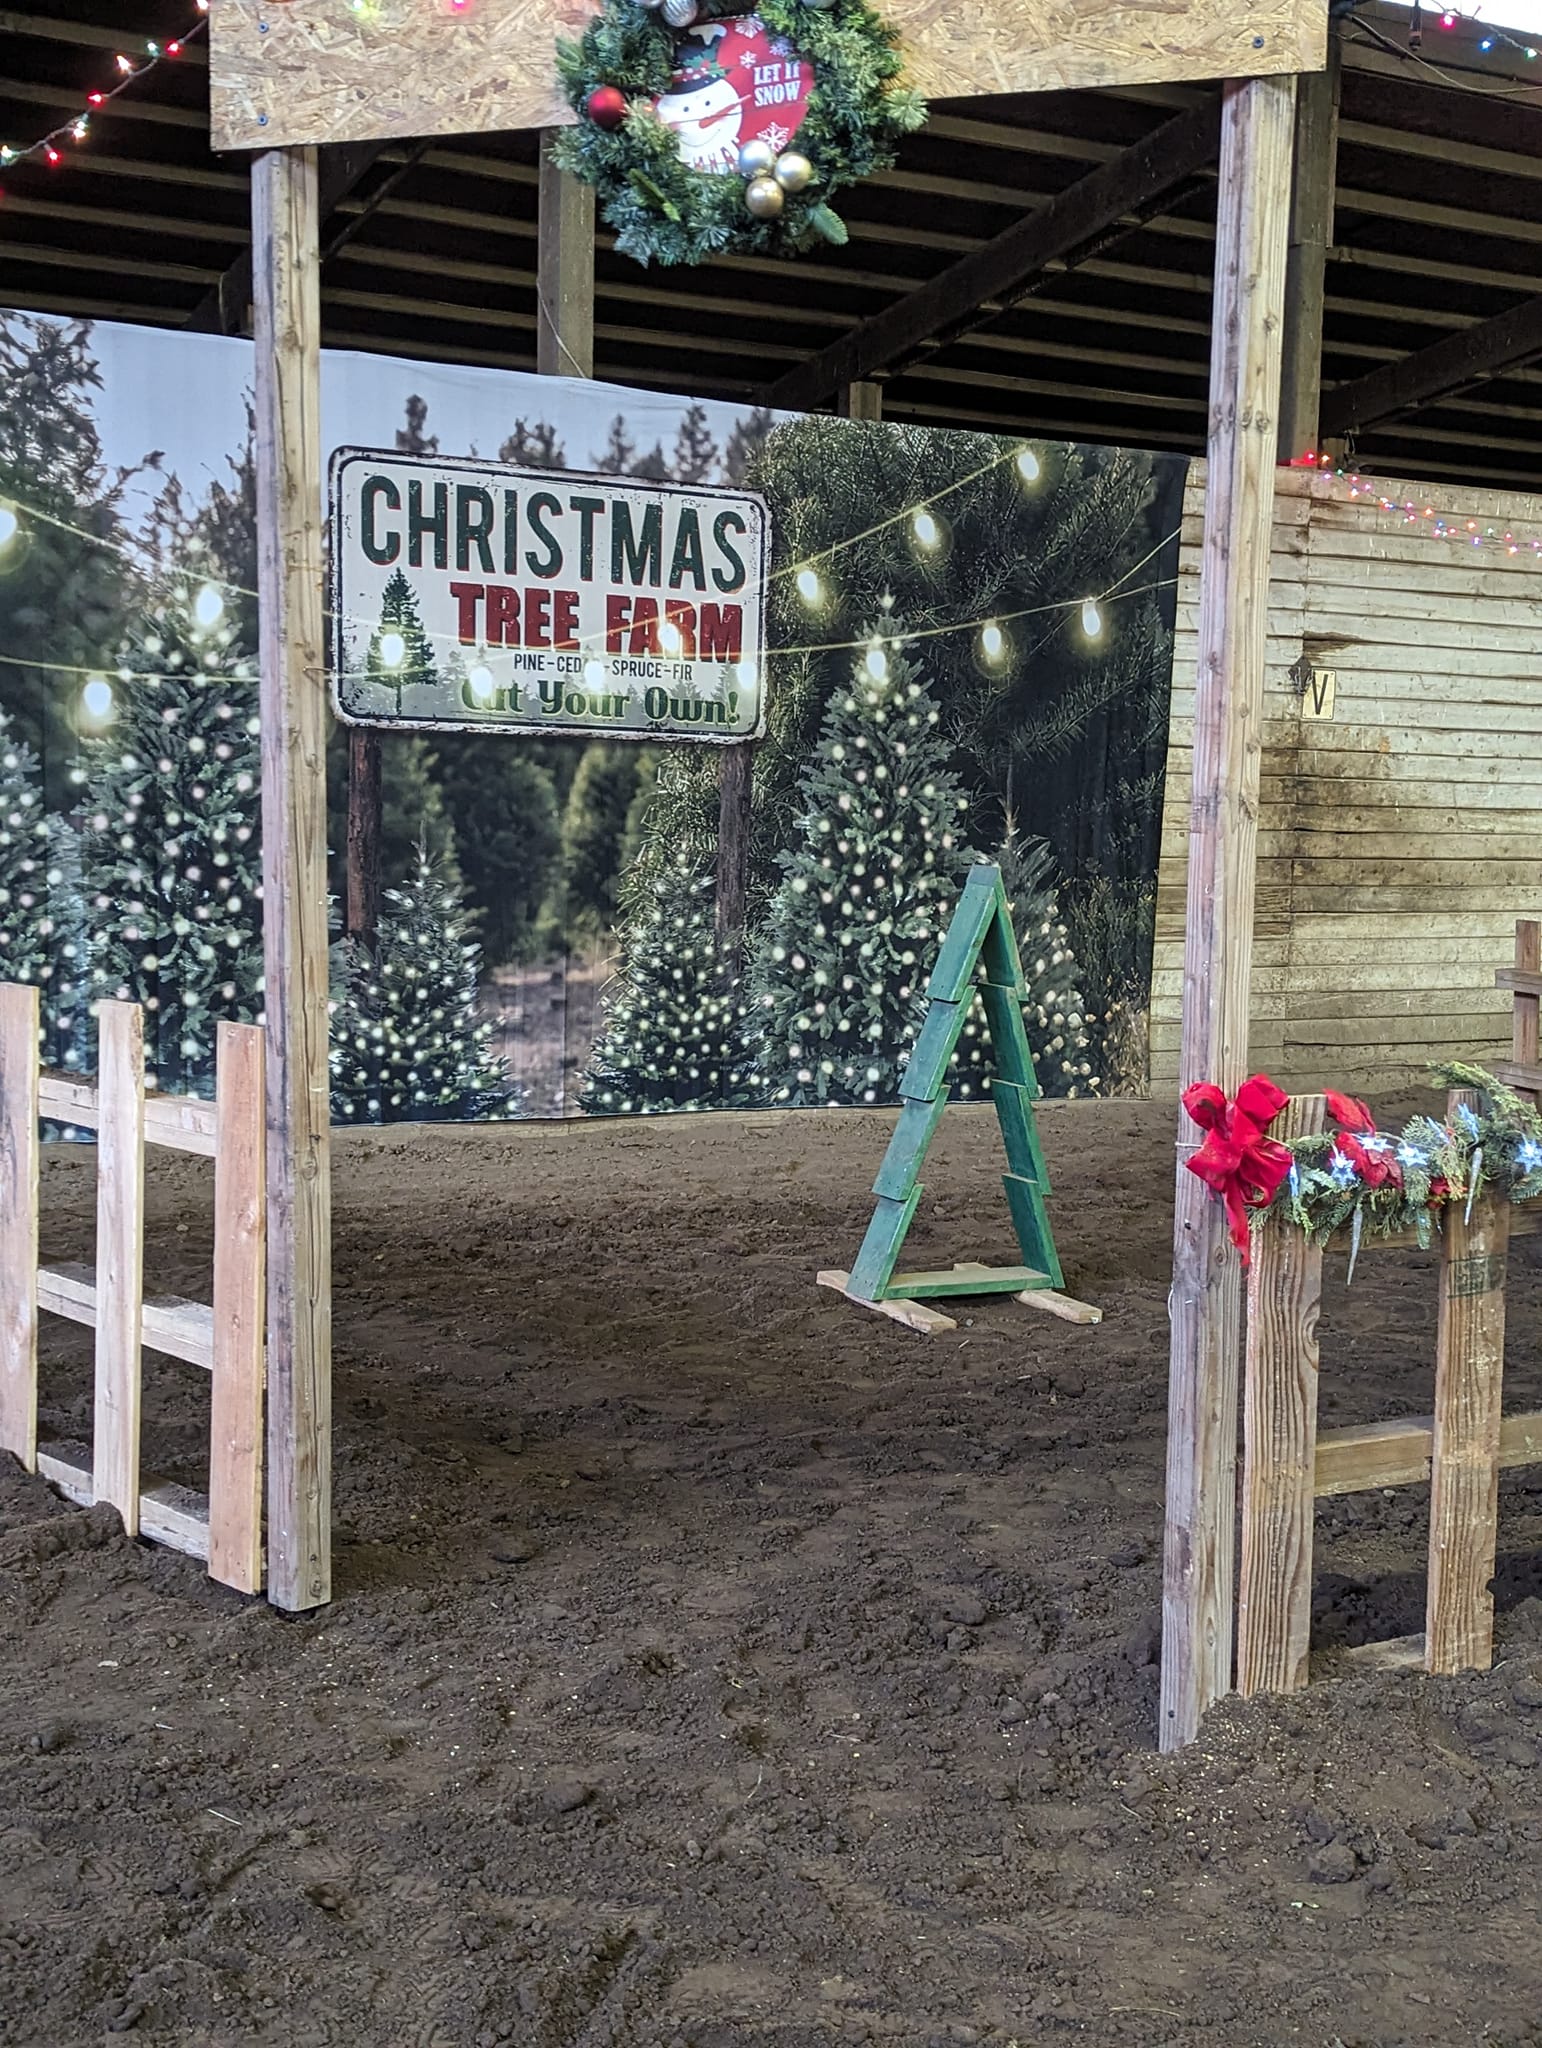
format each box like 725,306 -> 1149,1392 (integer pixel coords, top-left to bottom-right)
661,0 -> 698,23
737,138 -> 776,179
744,174 -> 786,220
773,150 -> 813,192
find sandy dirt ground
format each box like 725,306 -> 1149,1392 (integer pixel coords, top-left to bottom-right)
2,1094 -> 1541,2047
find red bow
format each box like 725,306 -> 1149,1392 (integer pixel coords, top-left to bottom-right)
1182,1074 -> 1292,1264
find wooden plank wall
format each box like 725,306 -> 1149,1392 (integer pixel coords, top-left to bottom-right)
1152,467 -> 1542,1093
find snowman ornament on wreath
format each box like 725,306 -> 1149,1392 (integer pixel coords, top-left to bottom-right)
552,0 -> 926,265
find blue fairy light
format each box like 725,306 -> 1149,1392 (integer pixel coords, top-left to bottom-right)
1397,1142 -> 1429,1169
1518,1138 -> 1542,1172
1329,1149 -> 1358,1190
1360,1132 -> 1391,1154
1456,1104 -> 1482,1137
1288,1162 -> 1301,1200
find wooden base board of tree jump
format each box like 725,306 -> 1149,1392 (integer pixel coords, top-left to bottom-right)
818,1265 -> 1101,1334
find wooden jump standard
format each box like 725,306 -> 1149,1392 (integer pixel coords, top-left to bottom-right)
0,985 -> 266,1594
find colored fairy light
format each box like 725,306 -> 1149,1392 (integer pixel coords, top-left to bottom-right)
1456,1103 -> 1482,1136
1397,1142 -> 1428,1168
1519,1138 -> 1542,1171
0,9 -> 210,186
1329,1150 -> 1358,1189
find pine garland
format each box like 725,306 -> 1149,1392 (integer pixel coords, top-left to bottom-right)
552,0 -> 925,266
1267,1064 -> 1542,1253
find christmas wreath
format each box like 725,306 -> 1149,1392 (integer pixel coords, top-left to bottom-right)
551,0 -> 926,266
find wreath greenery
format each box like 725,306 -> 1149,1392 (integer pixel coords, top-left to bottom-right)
552,0 -> 926,266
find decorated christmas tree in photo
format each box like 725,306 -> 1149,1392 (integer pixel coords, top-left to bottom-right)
81,582 -> 263,1095
747,623 -> 975,1107
581,843 -> 752,1115
331,845 -> 520,1124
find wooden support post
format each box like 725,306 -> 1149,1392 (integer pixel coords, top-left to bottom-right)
841,381 -> 883,421
1277,37 -> 1339,462
210,1022 -> 266,1595
0,982 -> 40,1471
1161,74 -> 1297,1753
93,1001 -> 145,1535
537,133 -> 595,379
1238,1093 -> 1327,1696
1510,919 -> 1540,1110
345,727 -> 383,944
1426,1089 -> 1510,1676
715,741 -> 754,960
253,147 -> 332,1611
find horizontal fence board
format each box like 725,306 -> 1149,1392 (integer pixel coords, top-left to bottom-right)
37,1261 -> 216,1371
38,1073 -> 219,1157
37,1441 -> 211,1561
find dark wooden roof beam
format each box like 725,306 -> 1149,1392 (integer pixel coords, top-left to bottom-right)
765,97 -> 1220,413
185,140 -> 393,334
1322,289 -> 1542,437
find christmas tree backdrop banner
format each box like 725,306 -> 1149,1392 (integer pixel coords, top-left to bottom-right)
0,311 -> 1185,1124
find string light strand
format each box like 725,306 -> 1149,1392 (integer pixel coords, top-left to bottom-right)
0,5 -> 209,184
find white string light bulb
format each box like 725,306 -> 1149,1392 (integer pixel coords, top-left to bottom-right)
1080,598 -> 1103,640
796,567 -> 823,607
379,630 -> 407,668
1016,447 -> 1041,485
193,583 -> 224,629
467,663 -> 495,704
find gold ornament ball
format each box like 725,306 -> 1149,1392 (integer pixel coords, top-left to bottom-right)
744,175 -> 785,220
773,150 -> 813,193
737,138 -> 776,178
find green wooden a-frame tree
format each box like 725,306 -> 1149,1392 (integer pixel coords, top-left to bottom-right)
821,862 -> 1095,1331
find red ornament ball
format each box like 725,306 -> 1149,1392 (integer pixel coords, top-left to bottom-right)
586,85 -> 628,131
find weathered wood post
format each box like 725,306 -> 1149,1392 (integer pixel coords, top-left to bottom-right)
253,145 -> 333,1612
1161,74 -> 1297,1751
1238,1092 -> 1327,1695
1276,35 -> 1339,463
538,133 -> 596,379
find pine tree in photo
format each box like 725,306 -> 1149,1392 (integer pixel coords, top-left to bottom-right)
366,568 -> 438,712
581,846 -> 751,1115
82,584 -> 263,1096
952,826 -> 1097,1101
36,813 -> 94,1075
330,846 -> 519,1124
593,414 -> 638,474
498,419 -> 566,469
672,402 -> 719,484
747,628 -> 975,1108
0,706 -> 49,983
723,406 -> 774,484
396,394 -> 439,456
631,442 -> 671,482
0,315 -> 131,804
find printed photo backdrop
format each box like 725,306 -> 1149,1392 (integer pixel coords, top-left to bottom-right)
0,311 -> 1185,1123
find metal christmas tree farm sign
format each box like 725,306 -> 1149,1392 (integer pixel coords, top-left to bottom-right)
329,448 -> 769,740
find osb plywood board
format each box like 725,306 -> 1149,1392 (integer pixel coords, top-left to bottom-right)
209,0 -> 1326,152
